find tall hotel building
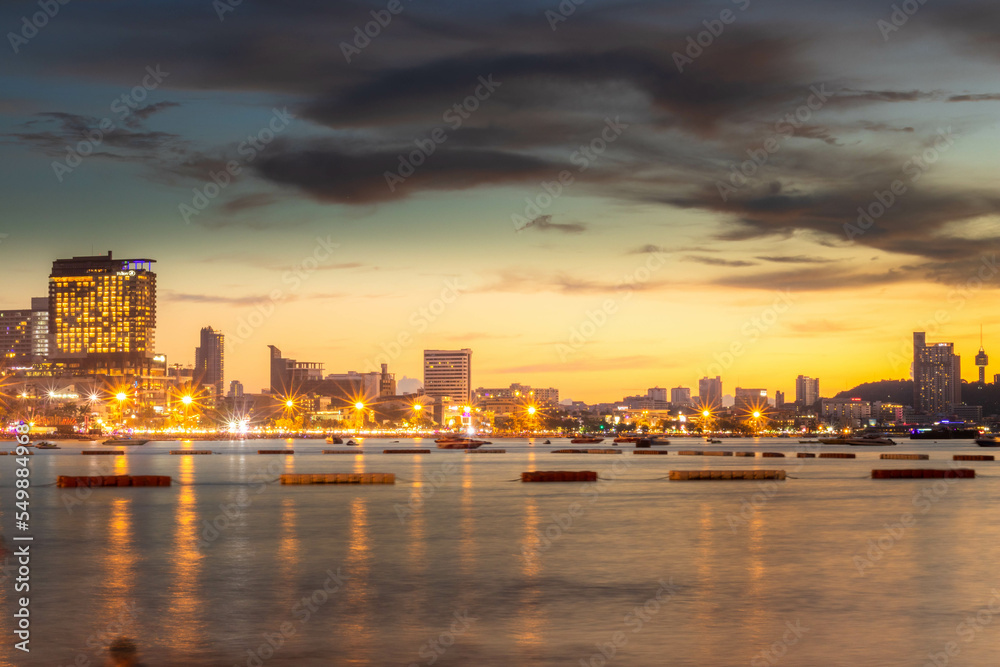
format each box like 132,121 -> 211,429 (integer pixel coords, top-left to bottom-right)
195,326 -> 225,397
795,375 -> 819,408
49,252 -> 156,372
912,331 -> 961,415
423,349 -> 472,403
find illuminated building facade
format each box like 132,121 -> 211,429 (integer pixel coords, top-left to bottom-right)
734,387 -> 768,413
795,375 -> 819,408
424,348 -> 472,403
698,376 -> 722,408
912,332 -> 961,415
48,252 -> 156,371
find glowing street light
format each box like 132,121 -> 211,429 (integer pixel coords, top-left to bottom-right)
182,395 -> 194,406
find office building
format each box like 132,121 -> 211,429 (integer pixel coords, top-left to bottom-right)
648,387 -> 668,403
48,252 -> 156,371
195,326 -> 224,398
268,345 -> 324,393
795,375 -> 819,408
423,349 -> 472,403
734,387 -> 768,413
474,383 -> 559,414
775,390 -> 785,408
821,397 -> 871,428
912,332 -> 961,415
698,376 -> 722,408
30,297 -> 50,362
975,327 -> 988,386
0,308 -> 32,367
669,387 -> 691,407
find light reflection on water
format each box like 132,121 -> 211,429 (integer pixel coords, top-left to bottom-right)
2,437 -> 999,666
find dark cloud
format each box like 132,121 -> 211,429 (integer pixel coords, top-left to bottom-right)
756,255 -> 837,264
517,215 -> 587,235
683,256 -> 757,267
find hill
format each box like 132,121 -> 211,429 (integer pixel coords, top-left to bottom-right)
836,380 -> 1000,417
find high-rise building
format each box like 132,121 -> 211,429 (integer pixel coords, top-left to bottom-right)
795,375 -> 819,408
734,387 -> 768,413
228,380 -> 244,398
975,326 -> 988,386
29,297 -> 50,362
379,363 -> 396,397
648,387 -> 668,403
423,349 -> 472,403
474,383 -> 559,414
268,345 -> 324,393
913,331 -> 961,415
775,390 -> 786,408
195,326 -> 224,398
669,386 -> 691,406
48,252 -> 156,371
698,376 -> 722,408
0,308 -> 32,367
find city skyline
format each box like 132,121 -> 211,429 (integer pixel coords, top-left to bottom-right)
3,1 -> 1000,402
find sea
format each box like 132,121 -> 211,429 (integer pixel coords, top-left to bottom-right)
1,436 -> 998,666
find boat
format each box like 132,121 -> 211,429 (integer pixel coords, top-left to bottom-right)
976,434 -> 999,447
910,428 -> 978,440
326,436 -> 343,444
571,437 -> 604,444
102,438 -> 148,446
799,440 -> 820,444
818,438 -> 849,445
543,439 -> 551,444
345,439 -> 358,446
34,441 -> 60,450
710,439 -> 723,444
613,437 -> 639,443
435,438 -> 487,449
846,436 -> 896,446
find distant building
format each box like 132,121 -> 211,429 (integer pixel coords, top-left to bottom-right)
913,332 -> 961,415
951,404 -> 983,423
474,383 -> 559,414
669,387 -> 691,406
648,387 -> 668,403
0,308 -> 32,367
48,251 -> 156,372
30,297 -> 50,362
423,349 -> 472,403
267,345 -> 324,394
698,376 -> 722,408
195,326 -> 224,398
795,375 -> 819,408
228,380 -> 244,398
822,397 -> 871,428
975,327 -> 988,386
774,390 -> 785,408
734,387 -> 767,413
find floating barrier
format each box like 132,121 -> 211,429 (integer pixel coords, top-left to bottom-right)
734,452 -> 755,457
384,449 -> 430,454
797,453 -> 816,458
702,451 -> 733,457
553,449 -> 620,454
280,473 -> 394,485
871,468 -> 975,479
1,450 -> 33,455
522,471 -> 597,482
954,454 -> 994,461
170,450 -> 213,455
323,450 -> 363,454
677,451 -> 703,456
633,450 -> 671,455
761,452 -> 785,457
819,453 -> 855,459
258,450 -> 294,454
57,475 -> 170,488
467,449 -> 506,454
82,451 -> 123,455
670,470 -> 786,481
880,453 -> 929,460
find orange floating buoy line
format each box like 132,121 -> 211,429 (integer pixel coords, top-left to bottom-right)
871,468 -> 975,479
797,453 -> 816,458
734,451 -> 755,457
633,450 -> 670,455
1,450 -> 33,455
170,450 -> 214,455
552,448 -> 620,454
702,451 -> 733,457
954,454 -> 994,461
258,450 -> 294,454
323,450 -> 363,454
384,449 -> 431,454
521,471 -> 598,482
761,452 -> 785,458
677,450 -> 703,456
82,450 -> 123,455
467,449 -> 506,453
819,453 -> 855,459
280,473 -> 395,485
57,475 -> 171,488
880,453 -> 929,460
670,470 -> 786,481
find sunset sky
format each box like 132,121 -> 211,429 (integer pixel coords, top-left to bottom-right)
2,0 -> 999,402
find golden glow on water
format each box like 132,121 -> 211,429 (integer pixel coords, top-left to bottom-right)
343,497 -> 373,655
103,497 -> 137,626
515,496 -> 545,653
165,456 -> 204,651
277,497 -> 300,608
353,454 -> 366,474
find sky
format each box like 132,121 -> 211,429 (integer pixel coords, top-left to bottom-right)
1,0 -> 999,403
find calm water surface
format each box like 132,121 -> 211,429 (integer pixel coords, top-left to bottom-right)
1,437 -> 999,666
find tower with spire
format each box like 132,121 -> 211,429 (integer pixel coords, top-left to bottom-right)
975,325 -> 989,386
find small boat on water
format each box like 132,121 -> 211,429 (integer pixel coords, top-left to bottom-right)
435,438 -> 487,449
799,440 -> 820,444
345,439 -> 359,446
613,437 -> 639,443
976,434 -> 999,447
34,441 -> 60,450
102,438 -> 149,446
326,436 -> 344,444
818,438 -> 849,445
846,434 -> 896,446
570,437 -> 604,444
